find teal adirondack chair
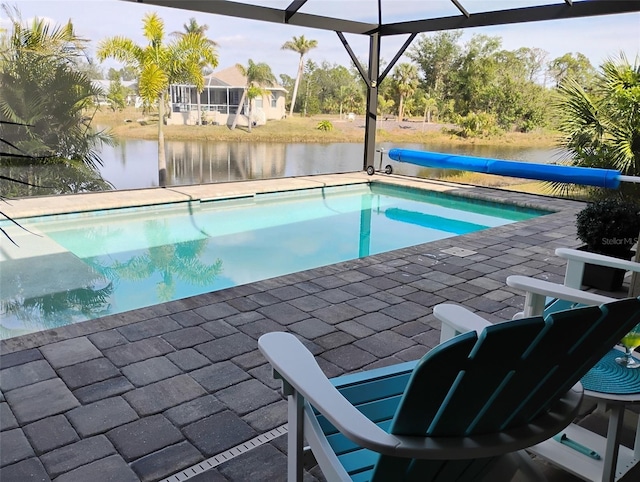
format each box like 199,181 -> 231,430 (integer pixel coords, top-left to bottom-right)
258,297 -> 640,482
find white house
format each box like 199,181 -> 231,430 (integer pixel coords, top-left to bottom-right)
167,66 -> 287,126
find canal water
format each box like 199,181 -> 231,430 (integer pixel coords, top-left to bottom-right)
99,139 -> 564,190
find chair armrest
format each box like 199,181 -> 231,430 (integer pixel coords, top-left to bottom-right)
258,332 -> 403,453
433,304 -> 492,343
556,248 -> 640,289
556,248 -> 640,272
258,332 -> 582,460
506,275 -> 615,317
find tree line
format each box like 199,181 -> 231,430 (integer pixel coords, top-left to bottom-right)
93,14 -> 601,137
290,31 -> 600,136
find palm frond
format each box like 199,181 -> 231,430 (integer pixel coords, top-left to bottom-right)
1,10 -> 112,203
97,37 -> 143,65
138,63 -> 168,100
143,12 -> 166,45
554,54 -> 640,200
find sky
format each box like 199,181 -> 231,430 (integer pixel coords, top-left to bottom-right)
3,0 -> 639,80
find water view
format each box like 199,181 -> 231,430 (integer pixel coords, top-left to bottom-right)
98,139 -> 563,190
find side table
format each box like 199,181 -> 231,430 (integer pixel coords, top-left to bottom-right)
528,349 -> 640,482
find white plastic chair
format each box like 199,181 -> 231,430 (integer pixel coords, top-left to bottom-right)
507,248 -> 640,319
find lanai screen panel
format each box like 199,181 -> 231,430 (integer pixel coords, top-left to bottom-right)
123,1 -> 640,36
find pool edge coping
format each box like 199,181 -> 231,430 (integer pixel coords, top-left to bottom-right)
1,172 -> 573,220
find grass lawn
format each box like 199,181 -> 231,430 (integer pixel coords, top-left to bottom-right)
92,107 -> 560,148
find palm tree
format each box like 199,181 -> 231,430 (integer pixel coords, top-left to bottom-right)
392,63 -> 419,121
0,7 -> 111,197
418,91 -> 438,125
245,85 -> 266,133
97,12 -> 218,186
554,54 -> 640,200
171,18 -> 218,125
230,60 -> 276,131
337,85 -> 360,119
377,95 -> 395,120
172,18 -> 212,38
281,35 -> 318,117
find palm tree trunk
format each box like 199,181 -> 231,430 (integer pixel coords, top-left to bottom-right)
289,56 -> 303,117
28,165 -> 34,196
158,92 -> 167,186
196,90 -> 202,126
398,96 -> 404,121
303,77 -> 311,117
230,89 -> 247,130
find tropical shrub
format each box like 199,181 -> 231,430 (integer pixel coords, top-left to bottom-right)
107,78 -> 128,111
0,9 -> 112,198
452,112 -> 501,138
576,198 -> 640,256
316,120 -> 333,131
554,54 -> 640,200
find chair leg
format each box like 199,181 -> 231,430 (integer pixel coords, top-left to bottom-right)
564,260 -> 585,290
288,390 -> 305,482
489,452 -> 548,481
513,451 -> 548,481
602,404 -> 625,482
523,292 -> 547,317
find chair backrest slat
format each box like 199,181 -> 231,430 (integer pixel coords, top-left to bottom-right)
388,331 -> 478,435
337,372 -> 412,407
476,305 -> 606,432
427,317 -> 547,436
369,297 -> 640,482
524,299 -> 640,422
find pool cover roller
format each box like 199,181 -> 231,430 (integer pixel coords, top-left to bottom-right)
387,148 -> 628,189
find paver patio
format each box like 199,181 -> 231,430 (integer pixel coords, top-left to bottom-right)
1,175 -> 639,481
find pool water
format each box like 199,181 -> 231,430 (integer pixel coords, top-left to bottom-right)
0,184 -> 547,338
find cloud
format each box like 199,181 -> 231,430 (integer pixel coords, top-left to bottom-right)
216,34 -> 246,44
0,9 -> 52,30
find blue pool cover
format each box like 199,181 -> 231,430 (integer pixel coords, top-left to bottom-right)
388,148 -> 622,189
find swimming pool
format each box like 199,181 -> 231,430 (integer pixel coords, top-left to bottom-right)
0,183 -> 548,339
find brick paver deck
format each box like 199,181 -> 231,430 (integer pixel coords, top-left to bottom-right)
1,175 -> 638,481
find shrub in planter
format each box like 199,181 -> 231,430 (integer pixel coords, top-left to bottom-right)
575,198 -> 640,290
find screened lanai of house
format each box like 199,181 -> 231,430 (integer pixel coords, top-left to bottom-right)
123,0 -> 640,170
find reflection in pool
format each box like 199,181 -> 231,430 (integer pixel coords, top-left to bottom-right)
0,183 -> 549,339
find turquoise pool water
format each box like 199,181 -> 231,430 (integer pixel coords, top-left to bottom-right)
0,184 -> 548,339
